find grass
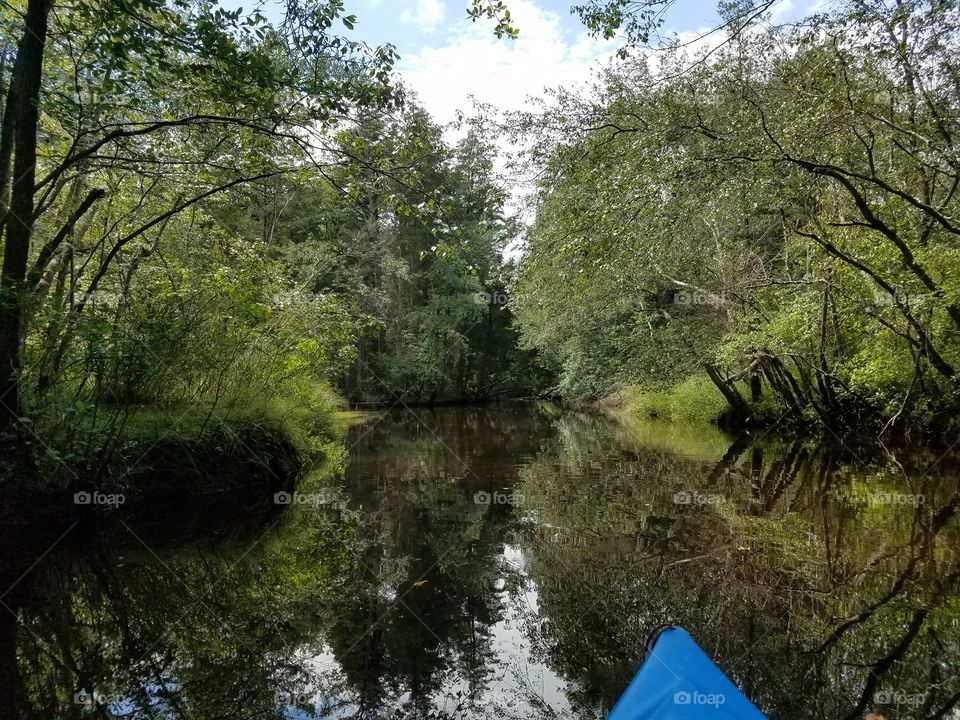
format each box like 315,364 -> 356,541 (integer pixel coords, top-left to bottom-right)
98,381 -> 348,489
622,374 -> 731,425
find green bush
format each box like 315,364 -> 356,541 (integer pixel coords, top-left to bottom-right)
623,374 -> 729,424
118,380 -> 344,465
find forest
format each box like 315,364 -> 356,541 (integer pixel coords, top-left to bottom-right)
0,0 -> 549,492
0,0 -> 958,484
0,1 -> 959,718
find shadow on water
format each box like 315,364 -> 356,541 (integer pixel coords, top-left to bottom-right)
0,401 -> 958,718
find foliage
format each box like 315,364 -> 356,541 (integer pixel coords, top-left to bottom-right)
468,0 -> 520,38
0,0 -> 548,489
268,106 -> 547,405
513,0 -> 960,436
624,374 -> 732,424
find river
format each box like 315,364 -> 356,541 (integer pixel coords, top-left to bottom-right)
1,402 -> 958,718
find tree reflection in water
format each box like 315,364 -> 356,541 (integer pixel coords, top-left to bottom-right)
1,403 -> 957,719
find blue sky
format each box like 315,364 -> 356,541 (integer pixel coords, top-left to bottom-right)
232,0 -> 796,123
348,0 -> 726,121
231,0 -> 814,126
344,0 -> 724,53
341,0 -> 812,125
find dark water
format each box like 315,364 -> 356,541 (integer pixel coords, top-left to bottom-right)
2,402 -> 959,718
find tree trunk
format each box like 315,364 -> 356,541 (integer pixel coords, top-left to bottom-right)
704,362 -> 750,419
0,0 -> 54,433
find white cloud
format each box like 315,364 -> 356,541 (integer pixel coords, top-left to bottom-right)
398,0 -> 614,127
400,0 -> 446,33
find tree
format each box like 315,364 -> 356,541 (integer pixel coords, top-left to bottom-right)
513,0 -> 960,434
273,102 -> 543,404
0,0 -> 397,464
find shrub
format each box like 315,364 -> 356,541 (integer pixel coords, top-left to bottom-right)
623,374 -> 729,424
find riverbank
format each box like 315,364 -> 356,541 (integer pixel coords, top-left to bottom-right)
598,373 -> 960,448
0,391 -> 358,526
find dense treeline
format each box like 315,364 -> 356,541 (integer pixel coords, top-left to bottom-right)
295,109 -> 543,405
513,0 -> 960,438
215,107 -> 542,405
0,0 -> 537,489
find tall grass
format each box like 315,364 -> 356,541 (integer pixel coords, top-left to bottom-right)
623,375 -> 731,424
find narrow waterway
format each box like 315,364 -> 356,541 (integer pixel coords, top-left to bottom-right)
2,402 -> 958,718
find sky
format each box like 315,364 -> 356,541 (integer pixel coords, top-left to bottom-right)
349,0 -> 715,125
232,0 -> 813,128
341,0 -> 811,126
317,0 -> 816,251
230,0 -> 818,251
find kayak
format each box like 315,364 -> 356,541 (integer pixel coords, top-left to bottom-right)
607,626 -> 767,719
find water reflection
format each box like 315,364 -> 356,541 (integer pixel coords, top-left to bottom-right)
1,402 -> 958,718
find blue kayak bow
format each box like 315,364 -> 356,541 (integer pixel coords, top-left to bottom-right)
607,627 -> 767,719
